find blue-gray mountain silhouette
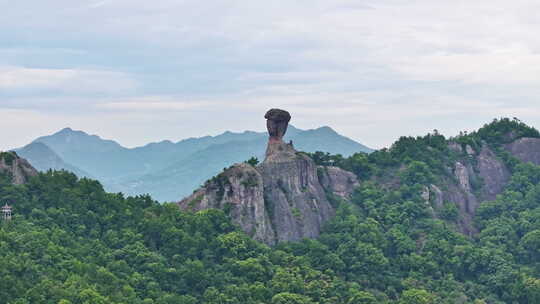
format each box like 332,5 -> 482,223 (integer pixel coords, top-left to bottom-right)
19,126 -> 372,201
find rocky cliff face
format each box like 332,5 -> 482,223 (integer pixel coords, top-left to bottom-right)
504,137 -> 540,165
260,141 -> 337,243
183,163 -> 276,243
444,143 -> 510,234
179,140 -> 358,245
318,166 -> 359,199
432,139 -> 536,235
477,145 -> 510,200
178,109 -> 358,245
0,152 -> 38,184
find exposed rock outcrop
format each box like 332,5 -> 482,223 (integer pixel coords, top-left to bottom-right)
259,142 -> 335,243
184,163 -> 275,244
447,161 -> 479,235
504,137 -> 540,166
179,109 -> 357,245
477,145 -> 510,200
318,166 -> 359,199
436,142 -> 514,235
429,184 -> 444,209
0,152 -> 38,184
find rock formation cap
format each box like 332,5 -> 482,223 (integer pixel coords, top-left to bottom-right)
265,109 -> 291,123
265,109 -> 291,141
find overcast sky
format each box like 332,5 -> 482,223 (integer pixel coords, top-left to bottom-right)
2,0 -> 540,151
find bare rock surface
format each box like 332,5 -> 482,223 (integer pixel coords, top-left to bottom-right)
447,161 -> 479,235
477,145 -> 510,201
454,161 -> 473,193
448,142 -> 462,153
439,144 -> 510,235
504,137 -> 540,166
259,143 -> 335,243
265,140 -> 296,161
0,152 -> 38,184
429,184 -> 443,209
442,182 -> 478,235
180,163 -> 276,244
318,166 -> 359,199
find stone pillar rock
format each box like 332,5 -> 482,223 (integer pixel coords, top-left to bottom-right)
265,109 -> 291,142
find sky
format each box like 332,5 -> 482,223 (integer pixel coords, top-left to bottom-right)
1,0 -> 540,151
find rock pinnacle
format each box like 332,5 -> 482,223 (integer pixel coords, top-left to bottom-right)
264,109 -> 291,142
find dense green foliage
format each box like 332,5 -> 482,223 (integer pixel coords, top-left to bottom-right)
304,118 -> 540,302
308,129 -> 451,181
245,157 -> 260,166
0,171 -> 370,304
457,118 -> 540,148
1,118 -> 540,303
0,151 -> 17,166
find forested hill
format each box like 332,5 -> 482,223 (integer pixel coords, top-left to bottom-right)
2,118 -> 540,303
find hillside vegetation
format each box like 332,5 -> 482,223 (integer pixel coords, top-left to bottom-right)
1,118 -> 540,303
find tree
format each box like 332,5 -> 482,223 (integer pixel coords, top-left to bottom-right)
400,289 -> 434,304
271,292 -> 313,304
348,291 -> 377,304
245,157 -> 259,166
79,288 -> 109,304
520,230 -> 540,261
522,277 -> 540,304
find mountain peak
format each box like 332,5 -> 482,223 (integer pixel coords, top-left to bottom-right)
32,128 -> 124,159
54,127 -> 86,137
53,127 -> 92,138
59,127 -> 74,133
316,126 -> 337,134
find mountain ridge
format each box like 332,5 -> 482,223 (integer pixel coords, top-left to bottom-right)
15,142 -> 92,178
33,125 -> 361,151
18,125 -> 373,201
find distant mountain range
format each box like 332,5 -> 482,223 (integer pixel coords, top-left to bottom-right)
15,142 -> 92,178
14,126 -> 372,201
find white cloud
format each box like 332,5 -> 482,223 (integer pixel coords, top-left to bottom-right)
394,48 -> 540,85
0,66 -> 136,94
1,0 -> 540,150
97,97 -> 218,111
0,109 -> 64,151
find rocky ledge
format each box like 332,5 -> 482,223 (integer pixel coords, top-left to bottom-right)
0,151 -> 38,184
